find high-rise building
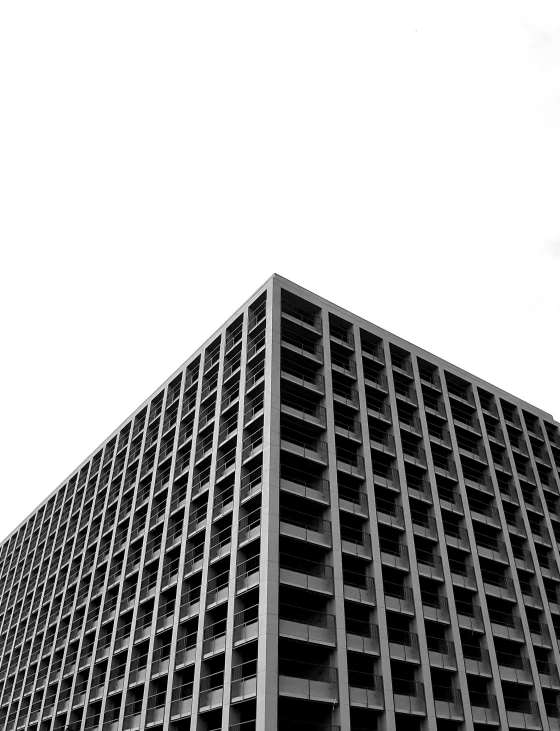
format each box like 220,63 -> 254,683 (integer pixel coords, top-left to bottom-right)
1,274 -> 560,731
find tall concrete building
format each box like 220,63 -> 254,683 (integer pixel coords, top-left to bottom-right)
2,274 -> 560,731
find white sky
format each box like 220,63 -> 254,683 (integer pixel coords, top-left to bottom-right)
1,0 -> 559,542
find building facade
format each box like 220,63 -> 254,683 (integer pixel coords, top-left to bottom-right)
1,274 -> 560,731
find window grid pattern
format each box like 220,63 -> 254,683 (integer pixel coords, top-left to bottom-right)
0,288 -> 268,731
274,281 -> 560,731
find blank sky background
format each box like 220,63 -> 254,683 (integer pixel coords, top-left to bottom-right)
1,0 -> 559,542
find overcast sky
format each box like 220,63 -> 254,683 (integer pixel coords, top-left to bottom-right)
1,0 -> 559,542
